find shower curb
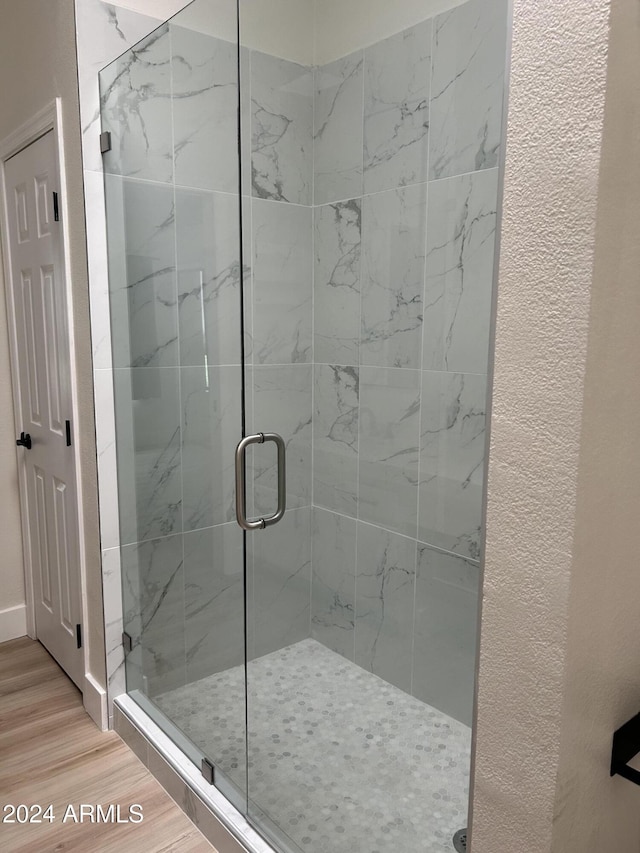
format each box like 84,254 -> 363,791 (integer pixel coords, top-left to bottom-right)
113,695 -> 271,853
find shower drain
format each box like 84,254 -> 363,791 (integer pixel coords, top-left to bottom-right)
453,828 -> 468,852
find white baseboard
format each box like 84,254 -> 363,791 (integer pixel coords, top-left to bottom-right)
0,604 -> 27,643
83,672 -> 109,731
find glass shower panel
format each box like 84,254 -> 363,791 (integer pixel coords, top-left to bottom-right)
100,0 -> 249,807
100,0 -> 510,850
239,0 -> 508,852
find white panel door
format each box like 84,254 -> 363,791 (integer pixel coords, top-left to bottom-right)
4,131 -> 83,687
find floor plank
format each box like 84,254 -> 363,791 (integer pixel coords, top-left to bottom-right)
0,637 -> 216,853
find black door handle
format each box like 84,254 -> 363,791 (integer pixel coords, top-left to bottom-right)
16,432 -> 32,450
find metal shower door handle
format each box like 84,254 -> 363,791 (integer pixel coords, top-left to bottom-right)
235,432 -> 286,531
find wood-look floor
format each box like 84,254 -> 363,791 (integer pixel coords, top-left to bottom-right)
0,637 -> 216,852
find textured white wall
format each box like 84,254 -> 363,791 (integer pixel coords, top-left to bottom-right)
551,0 -> 640,848
473,0 -> 640,850
0,0 -> 104,683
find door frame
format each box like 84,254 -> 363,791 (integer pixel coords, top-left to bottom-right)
0,100 -> 93,698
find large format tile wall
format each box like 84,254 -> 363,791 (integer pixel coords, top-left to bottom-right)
309,0 -> 507,726
100,20 -> 249,698
99,18 -> 316,698
95,0 -> 505,727
76,0 -> 178,713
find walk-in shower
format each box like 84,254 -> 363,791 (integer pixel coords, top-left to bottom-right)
100,0 -> 509,849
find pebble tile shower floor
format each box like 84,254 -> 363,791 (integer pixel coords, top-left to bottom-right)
156,639 -> 470,853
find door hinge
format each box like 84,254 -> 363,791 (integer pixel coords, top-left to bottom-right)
76,623 -> 82,649
52,191 -> 59,222
65,419 -> 72,447
122,632 -> 133,654
100,131 -> 112,154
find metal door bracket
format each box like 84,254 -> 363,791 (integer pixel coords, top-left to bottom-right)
201,758 -> 215,785
122,631 -> 133,654
100,131 -> 112,154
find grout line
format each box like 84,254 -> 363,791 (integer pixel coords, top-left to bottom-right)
101,169 -> 317,207
409,541 -> 419,697
309,57 -> 316,640
411,18 -> 435,698
311,504 -> 480,567
352,45 -> 366,667
107,363 -> 489,380
306,164 -> 501,209
168,23 -> 188,692
415,15 -> 435,596
101,165 -> 499,208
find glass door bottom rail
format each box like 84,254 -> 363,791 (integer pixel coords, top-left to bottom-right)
156,639 -> 470,853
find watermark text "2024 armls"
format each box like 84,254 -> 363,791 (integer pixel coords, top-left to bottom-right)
3,804 -> 144,823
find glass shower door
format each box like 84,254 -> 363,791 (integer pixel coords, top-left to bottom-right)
238,0 -> 508,851
100,0 -> 250,811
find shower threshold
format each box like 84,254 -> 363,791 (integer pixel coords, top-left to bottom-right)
152,639 -> 471,853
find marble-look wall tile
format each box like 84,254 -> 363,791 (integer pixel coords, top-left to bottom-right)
84,171 -> 113,370
113,367 -> 182,546
240,46 -> 252,199
100,24 -> 174,183
118,539 -> 145,696
360,184 -> 427,369
419,371 -> 486,560
184,523 -> 244,682
94,370 -> 120,551
314,52 -> 364,205
423,169 -> 498,374
363,20 -> 431,194
251,51 -> 313,205
121,533 -> 186,696
240,199 -> 254,367
77,0 -> 162,172
105,176 -> 178,369
78,0 -> 169,715
181,366 -> 243,531
251,199 -> 312,365
313,365 -> 359,518
412,544 -> 479,726
311,508 -> 356,660
171,26 -> 239,194
102,547 -> 126,697
248,506 -> 312,660
429,0 -> 507,179
354,522 -> 416,692
314,199 -> 361,366
358,367 -> 420,539
175,187 -> 243,367
249,364 -> 312,516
